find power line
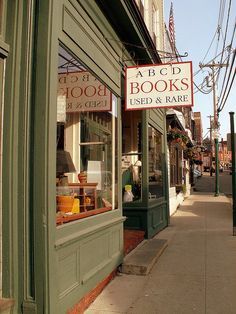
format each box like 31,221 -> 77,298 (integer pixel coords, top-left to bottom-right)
218,47 -> 236,112
193,81 -> 212,95
215,0 -> 227,56
200,29 -> 218,65
217,20 -> 236,102
194,46 -> 229,77
218,66 -> 236,112
218,0 -> 232,65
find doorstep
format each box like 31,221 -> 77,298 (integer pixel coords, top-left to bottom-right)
121,238 -> 168,275
0,298 -> 14,314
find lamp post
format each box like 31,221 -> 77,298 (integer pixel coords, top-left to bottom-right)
212,128 -> 220,196
214,137 -> 219,196
229,112 -> 236,236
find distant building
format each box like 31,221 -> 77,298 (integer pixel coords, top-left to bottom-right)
193,112 -> 203,145
219,139 -> 232,168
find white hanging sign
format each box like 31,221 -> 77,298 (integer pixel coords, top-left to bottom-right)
125,61 -> 193,110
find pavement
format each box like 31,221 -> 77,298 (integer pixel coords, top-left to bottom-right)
85,174 -> 236,314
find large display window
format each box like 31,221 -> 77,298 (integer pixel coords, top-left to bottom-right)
56,46 -> 118,225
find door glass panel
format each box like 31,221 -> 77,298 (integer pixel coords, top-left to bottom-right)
148,125 -> 164,199
122,110 -> 142,203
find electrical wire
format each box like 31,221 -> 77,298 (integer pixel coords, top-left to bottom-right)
203,130 -> 210,139
218,0 -> 232,65
194,0 -> 232,96
218,47 -> 236,112
215,0 -> 227,55
200,29 -> 218,64
194,66 -> 222,94
213,0 -> 233,85
218,65 -> 236,112
218,0 -> 226,27
194,47 -> 229,77
218,69 -> 236,112
193,81 -> 212,94
217,20 -> 236,102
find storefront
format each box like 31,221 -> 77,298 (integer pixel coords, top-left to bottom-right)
2,1 -> 167,312
122,109 -> 169,238
3,1 -> 126,313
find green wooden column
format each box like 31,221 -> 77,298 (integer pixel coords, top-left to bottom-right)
214,138 -> 219,197
229,112 -> 236,235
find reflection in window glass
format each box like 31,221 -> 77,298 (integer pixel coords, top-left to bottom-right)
122,110 -> 142,203
148,125 -> 163,199
56,46 -> 118,225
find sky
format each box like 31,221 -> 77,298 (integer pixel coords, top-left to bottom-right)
164,0 -> 236,141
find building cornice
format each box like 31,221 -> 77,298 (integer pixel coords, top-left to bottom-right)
95,0 -> 161,64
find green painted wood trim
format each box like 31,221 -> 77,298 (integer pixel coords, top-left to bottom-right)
2,1 -> 24,309
0,0 -> 8,39
55,217 -> 125,249
21,301 -> 37,314
33,1 -> 124,313
58,0 -> 123,95
32,1 -> 59,312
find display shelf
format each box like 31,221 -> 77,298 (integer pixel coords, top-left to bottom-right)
56,182 -> 114,225
56,206 -> 112,225
57,182 -> 98,212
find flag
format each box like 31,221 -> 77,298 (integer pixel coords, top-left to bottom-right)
169,2 -> 176,49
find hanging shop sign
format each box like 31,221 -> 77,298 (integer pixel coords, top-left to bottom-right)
125,61 -> 193,110
58,71 -> 112,112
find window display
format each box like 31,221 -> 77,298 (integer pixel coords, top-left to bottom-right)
148,125 -> 164,199
56,46 -> 118,224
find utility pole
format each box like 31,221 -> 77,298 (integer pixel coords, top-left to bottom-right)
199,62 -> 227,196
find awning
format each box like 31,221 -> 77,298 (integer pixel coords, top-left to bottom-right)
166,109 -> 185,131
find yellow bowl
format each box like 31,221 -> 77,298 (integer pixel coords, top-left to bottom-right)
57,195 -> 74,213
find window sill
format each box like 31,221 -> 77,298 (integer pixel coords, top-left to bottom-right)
56,207 -> 112,225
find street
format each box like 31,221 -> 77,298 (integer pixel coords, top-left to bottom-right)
194,170 -> 232,195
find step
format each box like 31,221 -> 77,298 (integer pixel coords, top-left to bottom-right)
121,238 -> 168,275
0,298 -> 14,314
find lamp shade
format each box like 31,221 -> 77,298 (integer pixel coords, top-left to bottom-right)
56,150 -> 76,176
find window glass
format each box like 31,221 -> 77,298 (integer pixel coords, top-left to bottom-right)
56,46 -> 118,225
122,110 -> 142,203
170,145 -> 182,186
148,125 -> 164,199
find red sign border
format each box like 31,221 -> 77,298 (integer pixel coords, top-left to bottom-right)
125,61 -> 194,111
